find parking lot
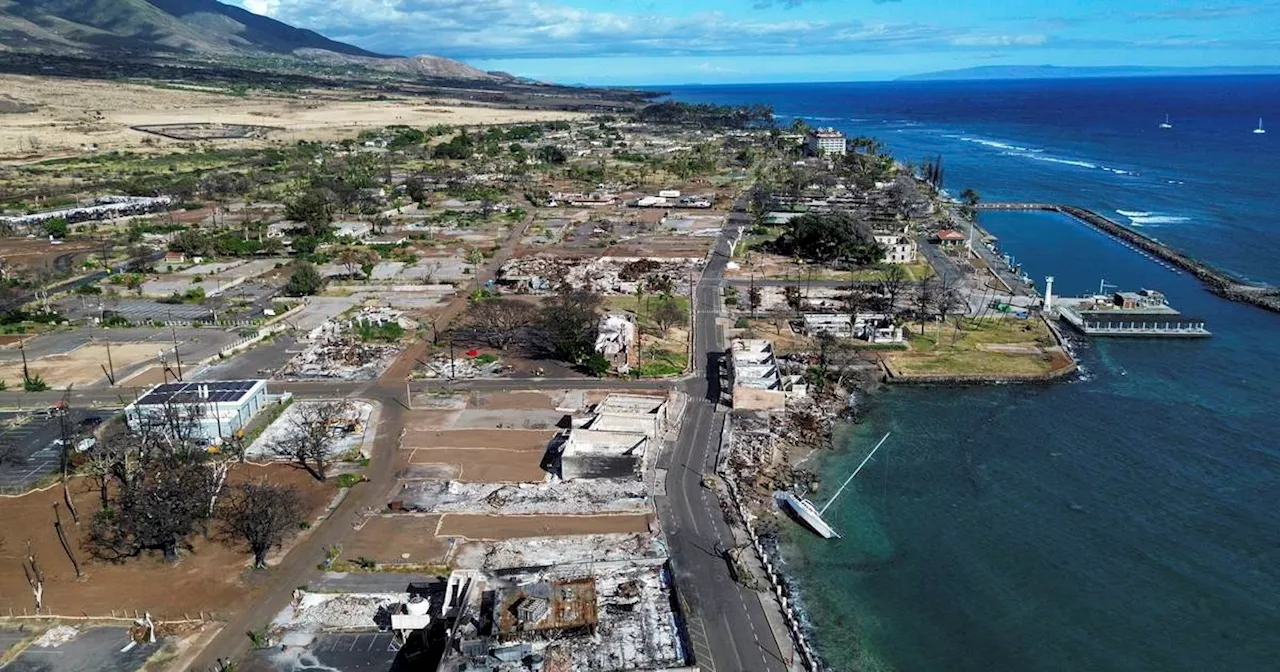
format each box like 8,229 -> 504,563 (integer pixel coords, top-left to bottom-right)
244,632 -> 416,672
0,410 -> 108,493
3,626 -> 162,672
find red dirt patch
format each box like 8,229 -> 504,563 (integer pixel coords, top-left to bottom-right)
407,448 -> 546,482
343,515 -> 450,564
471,391 -> 561,411
0,464 -> 334,619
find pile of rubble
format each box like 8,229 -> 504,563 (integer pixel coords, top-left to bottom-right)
396,479 -> 648,515
279,309 -> 405,380
453,533 -> 665,570
497,255 -> 700,295
729,399 -> 838,508
275,592 -> 402,631
567,561 -> 683,671
420,356 -> 506,379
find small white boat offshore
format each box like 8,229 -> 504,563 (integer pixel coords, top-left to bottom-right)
1159,114 -> 1173,129
781,432 -> 891,539
1254,118 -> 1267,135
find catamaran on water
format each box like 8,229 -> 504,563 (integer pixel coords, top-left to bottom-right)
781,432 -> 891,539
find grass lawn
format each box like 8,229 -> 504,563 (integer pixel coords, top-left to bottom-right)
603,295 -> 691,377
887,317 -> 1071,378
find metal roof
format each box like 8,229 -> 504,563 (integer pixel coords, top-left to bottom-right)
135,380 -> 263,406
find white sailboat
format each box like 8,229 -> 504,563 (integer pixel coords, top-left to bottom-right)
781,432 -> 891,539
1159,114 -> 1173,129
1254,118 -> 1267,135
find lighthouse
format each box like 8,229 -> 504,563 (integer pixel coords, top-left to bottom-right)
1044,276 -> 1056,313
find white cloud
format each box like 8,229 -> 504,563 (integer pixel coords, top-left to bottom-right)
225,0 -> 1055,59
950,34 -> 1048,47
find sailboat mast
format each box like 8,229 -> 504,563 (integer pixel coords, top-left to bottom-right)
819,432 -> 891,516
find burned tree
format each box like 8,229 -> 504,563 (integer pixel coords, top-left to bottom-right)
218,481 -> 304,569
652,298 -> 687,335
270,401 -> 353,482
87,455 -> 212,562
23,542 -> 44,610
465,297 -> 538,350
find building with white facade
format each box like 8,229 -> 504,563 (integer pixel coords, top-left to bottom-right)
874,229 -> 918,265
805,128 -> 847,156
124,380 -> 271,445
801,313 -> 904,343
728,338 -> 806,411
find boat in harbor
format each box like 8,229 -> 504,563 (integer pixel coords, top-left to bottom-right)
1255,118 -> 1267,134
781,432 -> 891,539
1159,114 -> 1173,129
1048,281 -> 1210,338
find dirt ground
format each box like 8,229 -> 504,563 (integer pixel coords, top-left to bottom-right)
341,515 -> 450,565
0,343 -> 163,388
0,238 -> 100,271
437,513 -> 653,539
402,429 -> 556,450
116,365 -> 170,387
0,75 -> 586,162
0,464 -> 334,619
470,391 -> 562,411
406,448 -> 546,483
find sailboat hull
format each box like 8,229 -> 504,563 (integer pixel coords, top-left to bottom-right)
781,492 -> 840,539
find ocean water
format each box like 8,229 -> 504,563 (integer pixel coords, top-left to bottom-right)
663,78 -> 1280,671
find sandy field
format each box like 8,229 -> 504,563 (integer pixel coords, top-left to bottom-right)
0,342 -> 163,388
0,238 -> 100,271
437,513 -> 653,540
0,465 -> 334,618
0,75 -> 586,162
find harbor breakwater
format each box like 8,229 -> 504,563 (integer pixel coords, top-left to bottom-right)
977,203 -> 1280,314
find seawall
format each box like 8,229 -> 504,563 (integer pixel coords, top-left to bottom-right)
978,203 -> 1280,314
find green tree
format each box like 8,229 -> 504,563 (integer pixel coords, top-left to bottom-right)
284,189 -> 335,237
538,287 -> 602,364
42,218 -> 69,239
284,262 -> 326,297
652,298 -> 687,334
778,212 -> 884,267
536,145 -> 568,165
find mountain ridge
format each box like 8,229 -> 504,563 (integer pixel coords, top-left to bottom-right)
0,0 -> 500,80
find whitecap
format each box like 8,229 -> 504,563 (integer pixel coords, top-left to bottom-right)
1129,215 -> 1190,225
1117,210 -> 1153,218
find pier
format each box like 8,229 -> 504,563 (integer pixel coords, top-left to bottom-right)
977,203 -> 1280,314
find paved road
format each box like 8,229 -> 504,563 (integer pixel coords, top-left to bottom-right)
658,223 -> 789,672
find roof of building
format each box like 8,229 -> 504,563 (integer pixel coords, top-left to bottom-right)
135,380 -> 264,406
1080,312 -> 1205,326
937,229 -> 967,241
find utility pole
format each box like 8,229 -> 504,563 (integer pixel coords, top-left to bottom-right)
170,323 -> 183,381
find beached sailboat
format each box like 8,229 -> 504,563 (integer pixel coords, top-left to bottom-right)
1254,118 -> 1267,135
781,432 -> 891,539
1159,114 -> 1173,129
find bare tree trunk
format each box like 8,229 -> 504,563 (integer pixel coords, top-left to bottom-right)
53,503 -> 83,579
23,543 -> 44,610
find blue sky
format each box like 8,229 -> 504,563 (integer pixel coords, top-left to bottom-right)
231,0 -> 1280,84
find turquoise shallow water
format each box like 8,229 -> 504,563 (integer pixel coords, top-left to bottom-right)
782,210 -> 1280,671
661,77 -> 1280,671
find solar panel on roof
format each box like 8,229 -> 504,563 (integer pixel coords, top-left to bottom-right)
135,380 -> 263,406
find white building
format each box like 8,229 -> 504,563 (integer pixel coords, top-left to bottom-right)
334,221 -> 373,239
728,338 -> 806,411
874,229 -> 918,265
801,313 -> 904,343
594,313 -> 636,373
124,380 -> 270,445
805,128 -> 847,156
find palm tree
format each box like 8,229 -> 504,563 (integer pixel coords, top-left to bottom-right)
961,188 -> 981,207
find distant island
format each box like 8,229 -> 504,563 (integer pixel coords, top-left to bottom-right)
899,65 -> 1280,81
